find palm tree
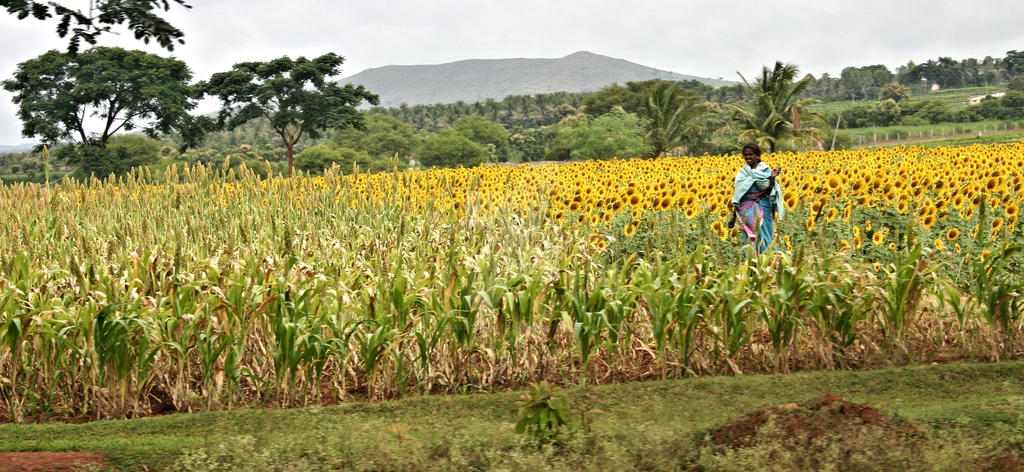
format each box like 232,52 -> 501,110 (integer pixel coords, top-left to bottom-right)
725,61 -> 822,153
643,82 -> 713,157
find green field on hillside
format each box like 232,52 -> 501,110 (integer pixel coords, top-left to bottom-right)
840,119 -> 1024,148
809,86 -> 1007,114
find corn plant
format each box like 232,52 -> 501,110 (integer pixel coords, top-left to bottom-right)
968,245 -> 1024,337
514,381 -> 573,443
706,266 -> 756,368
760,253 -> 813,369
877,244 -> 931,344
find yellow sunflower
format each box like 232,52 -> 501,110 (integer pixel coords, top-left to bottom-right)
991,217 -> 1004,235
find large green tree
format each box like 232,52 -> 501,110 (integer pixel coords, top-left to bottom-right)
200,53 -> 379,177
454,115 -> 508,149
556,108 -> 650,161
725,61 -> 822,153
2,46 -> 197,147
331,113 -> 417,161
838,65 -> 894,100
1003,50 -> 1024,77
1,0 -> 191,53
582,79 -> 686,116
294,144 -> 373,174
416,129 -> 487,168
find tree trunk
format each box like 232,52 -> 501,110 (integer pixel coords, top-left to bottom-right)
286,141 -> 295,177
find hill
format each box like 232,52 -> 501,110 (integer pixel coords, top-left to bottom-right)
0,143 -> 35,154
341,50 -> 734,107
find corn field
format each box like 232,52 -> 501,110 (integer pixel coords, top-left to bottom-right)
1,144 -> 1023,422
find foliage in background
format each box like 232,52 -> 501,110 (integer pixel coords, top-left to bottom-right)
555,108 -> 651,160
1,47 -> 198,148
724,61 -> 824,153
199,53 -> 379,176
642,81 -> 714,157
1,0 -> 191,54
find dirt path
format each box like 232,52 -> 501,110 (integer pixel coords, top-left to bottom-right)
0,452 -> 107,471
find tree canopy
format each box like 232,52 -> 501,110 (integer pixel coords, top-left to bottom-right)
416,129 -> 487,168
331,113 -> 417,162
1,0 -> 191,54
1,46 -> 197,147
556,109 -> 650,161
454,115 -> 508,149
725,61 -> 822,153
642,82 -> 712,157
200,53 -> 380,176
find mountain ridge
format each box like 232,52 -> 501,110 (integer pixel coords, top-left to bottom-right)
341,51 -> 733,108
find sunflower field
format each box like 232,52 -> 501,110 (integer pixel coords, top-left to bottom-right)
1,143 -> 1022,422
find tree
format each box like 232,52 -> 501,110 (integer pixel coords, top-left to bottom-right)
582,83 -> 636,116
582,80 -> 683,117
71,133 -> 161,177
874,99 -> 902,126
332,113 -> 417,161
416,129 -> 487,168
2,47 -> 197,148
201,53 -> 379,177
556,108 -> 650,161
974,97 -> 1005,120
506,125 -> 560,163
642,81 -> 712,157
912,100 -> 954,124
879,82 -> 911,102
1004,50 -> 1024,77
1,0 -> 191,54
725,61 -> 822,153
294,144 -> 371,174
839,65 -> 893,100
454,116 -> 508,149
1008,76 -> 1024,93
1002,91 -> 1024,117
907,58 -> 963,89
839,104 -> 876,128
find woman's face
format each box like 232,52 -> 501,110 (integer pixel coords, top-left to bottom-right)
742,148 -> 760,168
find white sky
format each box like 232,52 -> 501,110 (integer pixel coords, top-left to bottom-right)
1,0 -> 1022,145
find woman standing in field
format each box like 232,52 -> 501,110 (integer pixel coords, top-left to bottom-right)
728,143 -> 785,254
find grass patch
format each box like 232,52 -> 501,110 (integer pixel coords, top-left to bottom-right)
2,361 -> 1024,470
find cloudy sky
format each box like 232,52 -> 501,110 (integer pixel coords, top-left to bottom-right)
1,0 -> 1021,145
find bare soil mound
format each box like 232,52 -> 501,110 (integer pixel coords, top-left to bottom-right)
707,393 -> 918,450
700,393 -> 921,470
0,452 -> 106,471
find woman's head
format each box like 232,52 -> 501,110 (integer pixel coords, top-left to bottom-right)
741,143 -> 762,168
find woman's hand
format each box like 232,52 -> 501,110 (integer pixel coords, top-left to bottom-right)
771,167 -> 781,178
